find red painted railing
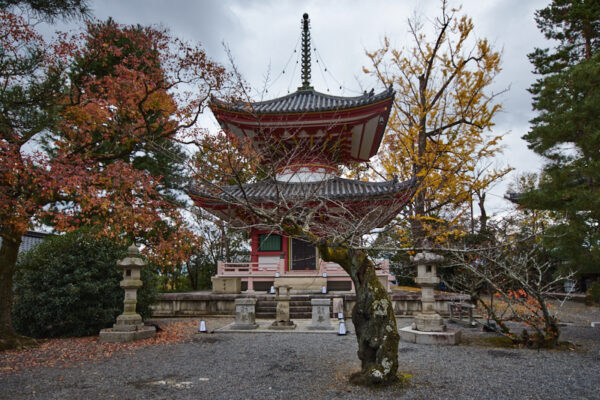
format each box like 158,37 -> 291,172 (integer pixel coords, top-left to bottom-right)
217,259 -> 389,277
216,258 -> 391,291
217,259 -> 284,276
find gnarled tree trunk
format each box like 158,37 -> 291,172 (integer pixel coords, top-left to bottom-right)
319,245 -> 399,386
0,233 -> 36,350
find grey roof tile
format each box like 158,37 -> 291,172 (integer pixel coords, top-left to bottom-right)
0,231 -> 50,254
211,86 -> 394,114
190,176 -> 416,203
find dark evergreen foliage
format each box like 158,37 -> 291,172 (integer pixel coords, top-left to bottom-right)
523,0 -> 600,274
11,230 -> 156,338
0,0 -> 90,21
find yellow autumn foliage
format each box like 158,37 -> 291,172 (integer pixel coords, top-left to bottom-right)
364,4 -> 512,246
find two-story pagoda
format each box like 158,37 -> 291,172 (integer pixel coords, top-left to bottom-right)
190,14 -> 414,293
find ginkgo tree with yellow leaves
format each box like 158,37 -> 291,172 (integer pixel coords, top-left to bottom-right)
364,1 -> 511,246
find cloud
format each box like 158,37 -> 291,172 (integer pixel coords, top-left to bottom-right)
78,0 -> 552,214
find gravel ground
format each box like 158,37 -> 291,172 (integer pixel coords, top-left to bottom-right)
1,306 -> 599,399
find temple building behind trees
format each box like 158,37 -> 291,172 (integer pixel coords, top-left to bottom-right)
189,13 -> 415,293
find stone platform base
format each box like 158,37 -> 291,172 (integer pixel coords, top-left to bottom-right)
399,326 -> 461,345
99,326 -> 156,343
308,325 -> 335,330
274,277 -> 327,293
218,319 -> 342,334
269,322 -> 297,330
211,277 -> 241,294
230,323 -> 259,330
151,291 -> 470,318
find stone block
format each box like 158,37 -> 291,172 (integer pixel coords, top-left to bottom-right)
269,320 -> 296,330
332,298 -> 344,315
415,276 -> 440,285
274,277 -> 326,293
99,326 -> 156,343
231,298 -> 258,329
414,313 -> 446,332
399,326 -> 461,345
270,290 -> 296,330
377,275 -> 389,291
211,276 -> 242,294
113,313 -> 143,331
309,298 -> 333,330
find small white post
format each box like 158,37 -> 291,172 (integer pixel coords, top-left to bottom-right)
338,320 -> 347,336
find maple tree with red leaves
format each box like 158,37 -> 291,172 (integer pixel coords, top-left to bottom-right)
0,11 -> 231,350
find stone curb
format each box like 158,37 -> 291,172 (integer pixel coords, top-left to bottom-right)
216,319 -> 351,334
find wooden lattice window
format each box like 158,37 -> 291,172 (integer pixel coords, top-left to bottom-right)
259,234 -> 282,252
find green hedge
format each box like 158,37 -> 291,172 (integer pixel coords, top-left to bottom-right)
586,282 -> 600,306
12,231 -> 157,338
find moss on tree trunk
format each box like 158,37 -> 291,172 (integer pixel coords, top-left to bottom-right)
319,245 -> 399,386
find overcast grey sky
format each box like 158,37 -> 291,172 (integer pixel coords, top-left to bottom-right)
80,0 -> 550,214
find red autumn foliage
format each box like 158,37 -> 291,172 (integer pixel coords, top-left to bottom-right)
0,11 -> 231,344
0,321 -> 203,375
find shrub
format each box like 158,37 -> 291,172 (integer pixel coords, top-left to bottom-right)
585,282 -> 600,306
12,230 -> 157,338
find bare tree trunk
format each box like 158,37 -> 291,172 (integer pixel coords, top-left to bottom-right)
477,191 -> 488,235
224,226 -> 231,263
319,245 -> 399,386
532,292 -> 559,348
410,73 -> 428,247
0,234 -> 35,350
188,260 -> 199,291
476,297 -> 514,339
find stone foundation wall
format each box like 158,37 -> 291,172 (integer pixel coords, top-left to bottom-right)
151,291 -> 468,318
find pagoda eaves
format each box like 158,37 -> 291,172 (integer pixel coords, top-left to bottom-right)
209,86 -> 394,166
190,13 -> 412,293
189,176 -> 415,229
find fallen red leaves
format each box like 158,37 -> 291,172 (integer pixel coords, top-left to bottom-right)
0,321 -> 197,376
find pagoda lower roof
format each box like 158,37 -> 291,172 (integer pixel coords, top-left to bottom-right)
189,176 -> 415,203
210,86 -> 394,115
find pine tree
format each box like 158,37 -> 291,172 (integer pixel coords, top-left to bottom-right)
522,0 -> 600,274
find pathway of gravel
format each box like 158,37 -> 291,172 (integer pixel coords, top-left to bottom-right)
1,314 -> 599,399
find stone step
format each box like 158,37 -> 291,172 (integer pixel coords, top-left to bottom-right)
290,313 -> 312,319
256,313 -> 343,319
290,306 -> 312,313
257,312 -> 314,318
257,304 -> 312,309
256,302 -> 314,309
256,304 -> 276,310
290,300 -> 312,304
255,298 -> 337,320
256,307 -> 313,313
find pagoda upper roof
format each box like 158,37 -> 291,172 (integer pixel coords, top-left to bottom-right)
190,176 -> 415,203
211,86 -> 394,115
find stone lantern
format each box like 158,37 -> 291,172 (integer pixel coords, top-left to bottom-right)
398,250 -> 461,345
412,251 -> 445,332
269,285 -> 296,330
99,244 -> 156,342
